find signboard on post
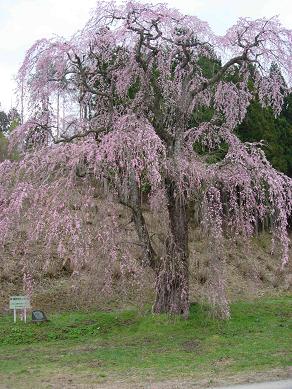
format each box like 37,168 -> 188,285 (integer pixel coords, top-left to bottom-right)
9,296 -> 31,323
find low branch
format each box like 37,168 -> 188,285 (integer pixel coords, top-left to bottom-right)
54,128 -> 104,143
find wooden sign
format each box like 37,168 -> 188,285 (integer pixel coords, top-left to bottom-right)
9,296 -> 31,323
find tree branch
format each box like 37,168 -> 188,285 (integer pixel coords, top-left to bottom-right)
191,55 -> 246,97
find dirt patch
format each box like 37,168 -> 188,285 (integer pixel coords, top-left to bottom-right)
86,360 -> 103,368
94,367 -> 292,388
1,367 -> 291,389
181,339 -> 201,352
213,357 -> 234,367
0,355 -> 17,361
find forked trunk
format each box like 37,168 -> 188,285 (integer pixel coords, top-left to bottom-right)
153,180 -> 190,318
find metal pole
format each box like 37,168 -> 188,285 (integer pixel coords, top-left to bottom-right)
14,308 -> 16,323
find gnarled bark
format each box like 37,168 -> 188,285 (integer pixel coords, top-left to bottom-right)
153,179 -> 190,318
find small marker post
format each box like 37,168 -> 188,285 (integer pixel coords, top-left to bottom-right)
13,308 -> 16,323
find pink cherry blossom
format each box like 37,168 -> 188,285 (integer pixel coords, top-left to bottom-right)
1,1 -> 291,318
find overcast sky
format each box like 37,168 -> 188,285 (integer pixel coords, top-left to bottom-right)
0,0 -> 291,112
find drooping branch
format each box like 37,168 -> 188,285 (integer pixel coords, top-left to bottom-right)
3,1 -> 291,318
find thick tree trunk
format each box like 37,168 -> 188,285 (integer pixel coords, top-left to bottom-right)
153,179 -> 190,318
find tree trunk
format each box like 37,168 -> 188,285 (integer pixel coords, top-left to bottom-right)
153,179 -> 190,318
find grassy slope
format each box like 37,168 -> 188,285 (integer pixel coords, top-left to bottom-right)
0,295 -> 291,388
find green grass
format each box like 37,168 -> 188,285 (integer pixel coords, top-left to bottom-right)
0,296 -> 291,387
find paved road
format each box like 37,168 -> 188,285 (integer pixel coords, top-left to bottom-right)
211,379 -> 292,389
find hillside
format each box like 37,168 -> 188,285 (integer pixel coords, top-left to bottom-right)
1,224 -> 291,314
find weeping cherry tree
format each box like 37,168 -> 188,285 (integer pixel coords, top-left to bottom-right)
0,1 -> 292,318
